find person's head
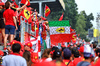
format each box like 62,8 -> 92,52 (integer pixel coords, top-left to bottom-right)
95,48 -> 100,57
52,49 -> 62,61
63,48 -> 72,59
42,48 -> 52,58
24,42 -> 32,51
23,50 -> 32,66
84,45 -> 95,62
12,43 -> 21,53
72,48 -> 80,58
79,46 -> 84,57
5,1 -> 10,9
0,2 -> 5,9
23,50 -> 31,61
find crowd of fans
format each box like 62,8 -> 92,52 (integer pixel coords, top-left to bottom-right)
0,39 -> 100,66
1,1 -> 100,66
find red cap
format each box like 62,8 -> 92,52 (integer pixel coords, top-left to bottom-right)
79,46 -> 84,53
0,2 -> 4,5
25,42 -> 32,47
10,40 -> 23,50
0,50 -> 4,56
10,40 -> 18,45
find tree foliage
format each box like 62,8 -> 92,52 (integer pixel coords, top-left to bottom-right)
75,11 -> 87,39
50,0 -> 78,29
81,11 -> 94,31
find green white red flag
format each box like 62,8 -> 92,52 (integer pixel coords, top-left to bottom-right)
49,21 -> 71,45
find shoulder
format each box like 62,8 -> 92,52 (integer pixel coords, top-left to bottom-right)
77,61 -> 91,66
17,56 -> 26,61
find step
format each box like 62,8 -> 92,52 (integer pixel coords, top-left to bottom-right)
0,45 -> 11,52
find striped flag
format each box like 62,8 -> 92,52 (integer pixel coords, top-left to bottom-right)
49,21 -> 71,45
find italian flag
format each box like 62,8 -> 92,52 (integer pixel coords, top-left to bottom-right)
49,21 -> 71,45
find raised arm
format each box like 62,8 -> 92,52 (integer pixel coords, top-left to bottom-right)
16,1 -> 28,11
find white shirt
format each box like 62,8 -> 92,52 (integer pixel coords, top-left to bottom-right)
2,55 -> 27,66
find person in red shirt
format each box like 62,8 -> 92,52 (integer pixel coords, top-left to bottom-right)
63,48 -> 74,66
72,48 -> 84,66
3,1 -> 17,50
24,42 -> 34,53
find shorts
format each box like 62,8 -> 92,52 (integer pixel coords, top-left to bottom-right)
0,20 -> 5,28
5,25 -> 15,35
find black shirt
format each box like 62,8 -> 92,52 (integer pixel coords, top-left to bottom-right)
0,9 -> 5,21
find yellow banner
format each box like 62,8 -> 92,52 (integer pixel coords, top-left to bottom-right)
93,29 -> 99,37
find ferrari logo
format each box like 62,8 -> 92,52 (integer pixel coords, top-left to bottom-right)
65,62 -> 68,65
56,27 -> 65,33
45,8 -> 50,13
28,43 -> 30,45
24,9 -> 30,19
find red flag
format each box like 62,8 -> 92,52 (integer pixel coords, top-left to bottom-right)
45,5 -> 51,17
13,2 -> 19,8
59,13 -> 64,21
21,0 -> 30,6
70,28 -> 77,43
71,33 -> 77,43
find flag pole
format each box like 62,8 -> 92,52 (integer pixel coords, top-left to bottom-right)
44,4 -> 46,18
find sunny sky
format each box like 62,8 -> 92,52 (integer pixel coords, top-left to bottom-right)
75,0 -> 100,28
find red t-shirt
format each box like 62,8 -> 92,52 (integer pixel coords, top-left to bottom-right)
93,58 -> 100,66
73,57 -> 84,66
3,9 -> 15,26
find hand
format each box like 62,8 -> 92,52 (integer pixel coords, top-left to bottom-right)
7,47 -> 12,54
15,26 -> 18,30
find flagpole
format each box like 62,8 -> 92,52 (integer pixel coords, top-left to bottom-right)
44,4 -> 46,18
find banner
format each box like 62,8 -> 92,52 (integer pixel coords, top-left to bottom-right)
49,21 -> 71,45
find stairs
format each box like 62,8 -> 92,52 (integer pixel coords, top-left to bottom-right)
0,45 -> 10,52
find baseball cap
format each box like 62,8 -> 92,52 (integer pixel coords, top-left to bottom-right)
25,42 -> 32,48
84,45 -> 95,58
10,40 -> 23,50
72,48 -> 79,57
79,46 -> 84,53
63,48 -> 71,58
53,50 -> 61,57
0,2 -> 5,5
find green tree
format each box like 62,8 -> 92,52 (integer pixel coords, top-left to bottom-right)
75,11 -> 87,39
82,11 -> 94,31
50,0 -> 78,29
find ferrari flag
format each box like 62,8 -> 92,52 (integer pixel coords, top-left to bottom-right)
45,5 -> 51,17
21,0 -> 30,6
49,21 -> 71,45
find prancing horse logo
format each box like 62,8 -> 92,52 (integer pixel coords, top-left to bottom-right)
56,27 -> 65,33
